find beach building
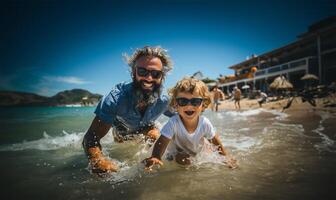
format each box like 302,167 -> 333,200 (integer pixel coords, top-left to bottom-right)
218,16 -> 336,94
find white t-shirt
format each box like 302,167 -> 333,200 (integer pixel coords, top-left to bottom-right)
161,115 -> 216,156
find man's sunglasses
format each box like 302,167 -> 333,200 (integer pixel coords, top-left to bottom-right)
176,97 -> 203,107
136,67 -> 163,79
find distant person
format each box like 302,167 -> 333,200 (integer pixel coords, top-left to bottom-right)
212,85 -> 225,112
258,91 -> 268,107
82,46 -> 173,173
143,78 -> 237,170
233,87 -> 241,109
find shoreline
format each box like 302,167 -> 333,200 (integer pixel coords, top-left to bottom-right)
209,95 -> 336,143
210,96 -> 336,114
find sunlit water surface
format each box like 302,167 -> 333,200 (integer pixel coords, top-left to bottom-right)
0,107 -> 335,200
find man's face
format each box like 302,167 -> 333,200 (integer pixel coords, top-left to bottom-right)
134,56 -> 163,92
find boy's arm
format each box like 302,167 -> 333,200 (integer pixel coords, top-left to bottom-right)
210,134 -> 238,169
210,134 -> 228,155
144,135 -> 171,170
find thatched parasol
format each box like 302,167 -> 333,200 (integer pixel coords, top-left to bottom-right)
218,77 -> 226,83
270,76 -> 293,90
301,74 -> 319,81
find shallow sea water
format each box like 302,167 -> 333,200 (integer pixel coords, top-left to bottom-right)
0,107 -> 335,200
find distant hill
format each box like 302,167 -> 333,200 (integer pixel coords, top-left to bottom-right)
0,89 -> 102,107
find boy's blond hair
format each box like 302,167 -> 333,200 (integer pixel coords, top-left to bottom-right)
168,77 -> 211,110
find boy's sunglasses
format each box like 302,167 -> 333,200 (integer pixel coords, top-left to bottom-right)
136,67 -> 163,79
176,97 -> 203,107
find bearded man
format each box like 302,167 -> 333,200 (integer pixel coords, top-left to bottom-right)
82,46 -> 173,173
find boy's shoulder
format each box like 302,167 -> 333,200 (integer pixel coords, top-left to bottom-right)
200,116 -> 213,126
168,114 -> 180,123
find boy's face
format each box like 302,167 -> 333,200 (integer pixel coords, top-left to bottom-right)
175,92 -> 204,121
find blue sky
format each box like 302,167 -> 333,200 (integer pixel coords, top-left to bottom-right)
1,0 -> 335,96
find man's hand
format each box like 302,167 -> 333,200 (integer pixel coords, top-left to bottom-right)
143,157 -> 163,172
88,147 -> 118,173
145,128 -> 160,141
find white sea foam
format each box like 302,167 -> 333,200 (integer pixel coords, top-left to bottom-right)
264,109 -> 289,120
271,122 -> 305,134
313,111 -> 336,153
223,108 -> 288,120
0,131 -> 85,151
238,128 -> 250,132
221,136 -> 262,151
225,109 -> 264,117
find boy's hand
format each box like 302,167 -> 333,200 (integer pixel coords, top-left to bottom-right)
143,157 -> 163,172
224,156 -> 238,169
88,147 -> 118,173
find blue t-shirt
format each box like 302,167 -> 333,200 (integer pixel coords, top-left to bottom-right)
94,82 -> 171,134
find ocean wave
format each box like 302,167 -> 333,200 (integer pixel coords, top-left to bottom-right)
271,122 -> 305,134
313,111 -> 336,153
223,108 -> 288,120
225,109 -> 265,117
0,131 -> 86,151
238,128 -> 250,132
221,136 -> 262,151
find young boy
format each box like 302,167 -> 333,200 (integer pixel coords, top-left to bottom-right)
144,77 -> 237,170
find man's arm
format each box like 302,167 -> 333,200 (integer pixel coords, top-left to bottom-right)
82,116 -> 118,173
82,116 -> 111,152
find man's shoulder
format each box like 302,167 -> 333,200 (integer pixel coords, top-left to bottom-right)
108,82 -> 132,98
99,82 -> 132,106
157,93 -> 170,104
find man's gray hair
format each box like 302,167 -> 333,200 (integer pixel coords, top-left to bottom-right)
124,46 -> 173,78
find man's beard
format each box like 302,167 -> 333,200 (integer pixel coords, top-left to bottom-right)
132,78 -> 162,106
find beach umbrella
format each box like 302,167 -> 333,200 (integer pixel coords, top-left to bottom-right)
301,74 -> 319,81
242,85 -> 250,89
270,76 -> 293,89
